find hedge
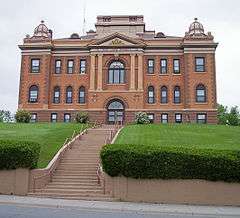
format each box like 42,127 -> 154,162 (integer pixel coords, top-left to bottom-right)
100,144 -> 240,182
0,140 -> 41,169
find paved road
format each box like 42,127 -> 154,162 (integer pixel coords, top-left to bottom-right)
0,204 -> 236,218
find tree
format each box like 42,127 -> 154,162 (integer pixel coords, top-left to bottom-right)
217,104 -> 228,125
0,110 -> 13,123
227,106 -> 240,126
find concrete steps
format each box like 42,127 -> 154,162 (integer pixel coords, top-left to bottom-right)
29,125 -> 117,202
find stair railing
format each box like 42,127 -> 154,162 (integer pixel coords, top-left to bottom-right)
32,125 -> 88,192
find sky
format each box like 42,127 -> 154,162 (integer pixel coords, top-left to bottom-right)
0,0 -> 239,112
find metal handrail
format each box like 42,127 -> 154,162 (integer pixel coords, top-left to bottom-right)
32,125 -> 87,192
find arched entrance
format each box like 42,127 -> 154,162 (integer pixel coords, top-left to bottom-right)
107,99 -> 125,124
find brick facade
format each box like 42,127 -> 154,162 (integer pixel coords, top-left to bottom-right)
18,16 -> 218,124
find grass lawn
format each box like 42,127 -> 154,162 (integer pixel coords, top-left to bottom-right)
115,124 -> 240,151
0,123 -> 88,168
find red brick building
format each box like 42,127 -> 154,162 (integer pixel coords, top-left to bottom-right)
18,15 -> 218,124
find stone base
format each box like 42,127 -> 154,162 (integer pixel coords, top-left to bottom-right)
27,109 -> 217,124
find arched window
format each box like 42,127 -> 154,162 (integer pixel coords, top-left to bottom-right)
174,86 -> 181,104
108,61 -> 125,84
66,86 -> 73,103
148,86 -> 155,104
108,100 -> 124,110
79,86 -> 85,104
196,84 -> 206,102
29,85 -> 39,103
53,86 -> 60,104
161,86 -> 168,103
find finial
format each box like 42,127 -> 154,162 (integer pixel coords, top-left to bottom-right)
194,18 -> 198,21
41,20 -> 44,24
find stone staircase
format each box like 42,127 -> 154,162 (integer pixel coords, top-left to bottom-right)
28,125 -> 117,201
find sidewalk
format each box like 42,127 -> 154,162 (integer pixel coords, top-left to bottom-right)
0,195 -> 240,216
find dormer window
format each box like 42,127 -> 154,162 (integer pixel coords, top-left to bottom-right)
103,17 -> 111,22
129,16 -> 137,22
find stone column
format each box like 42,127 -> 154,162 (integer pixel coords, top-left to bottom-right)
89,54 -> 96,90
137,54 -> 143,91
130,54 -> 136,90
97,54 -> 103,91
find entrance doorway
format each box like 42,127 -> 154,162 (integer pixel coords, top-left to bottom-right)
107,100 -> 124,124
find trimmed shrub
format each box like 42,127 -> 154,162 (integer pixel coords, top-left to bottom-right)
135,112 -> 150,124
0,140 -> 41,169
75,112 -> 89,123
15,110 -> 31,123
100,144 -> 240,182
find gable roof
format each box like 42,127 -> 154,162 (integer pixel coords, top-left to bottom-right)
87,32 -> 146,48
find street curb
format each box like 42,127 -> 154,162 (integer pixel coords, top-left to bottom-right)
0,195 -> 240,216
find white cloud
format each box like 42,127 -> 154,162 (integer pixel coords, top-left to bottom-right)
0,0 -> 239,112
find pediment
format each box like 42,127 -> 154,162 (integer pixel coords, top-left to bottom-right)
88,32 -> 146,48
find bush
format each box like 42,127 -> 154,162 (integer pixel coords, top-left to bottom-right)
0,140 -> 41,169
135,112 -> 150,124
75,112 -> 89,123
15,110 -> 31,123
100,144 -> 240,182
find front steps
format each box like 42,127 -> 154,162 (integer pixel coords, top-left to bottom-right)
28,126 -> 118,201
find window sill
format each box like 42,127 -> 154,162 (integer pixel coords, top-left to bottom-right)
194,71 -> 207,74
76,103 -> 87,105
147,103 -> 157,105
106,83 -> 126,86
27,102 -> 38,104
146,73 -> 155,76
172,73 -> 181,76
159,73 -> 169,76
195,102 -> 208,104
29,72 -> 40,74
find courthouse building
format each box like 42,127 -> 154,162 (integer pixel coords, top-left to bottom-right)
18,15 -> 218,124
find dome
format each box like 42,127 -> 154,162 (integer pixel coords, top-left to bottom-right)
188,18 -> 205,36
33,20 -> 51,38
70,33 -> 80,39
155,32 -> 166,38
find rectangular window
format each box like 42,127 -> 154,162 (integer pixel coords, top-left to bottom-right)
173,59 -> 180,74
79,91 -> 85,104
53,91 -> 60,104
29,90 -> 38,103
174,90 -> 181,104
160,59 -> 167,74
195,57 -> 205,72
30,113 -> 37,123
64,113 -> 71,123
55,60 -> 61,74
147,114 -> 154,123
175,113 -> 182,123
148,90 -> 154,104
31,59 -> 40,73
197,113 -> 207,124
66,91 -> 72,104
147,59 -> 154,74
67,60 -> 74,74
161,89 -> 168,104
80,60 -> 86,74
51,113 -> 57,122
161,114 -> 168,124
196,89 -> 206,102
